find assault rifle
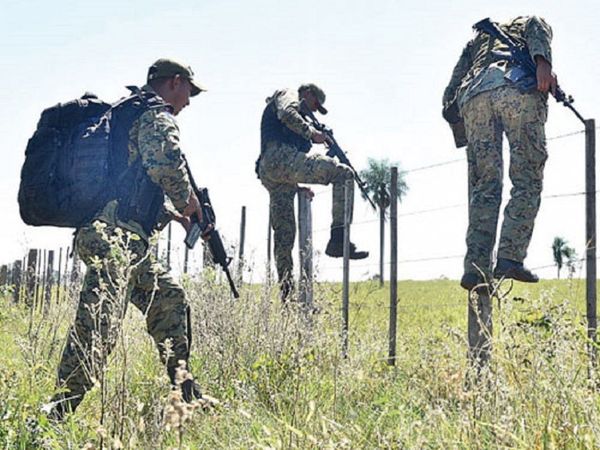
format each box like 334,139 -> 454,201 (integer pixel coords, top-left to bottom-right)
474,18 -> 586,124
182,156 -> 240,299
301,106 -> 377,210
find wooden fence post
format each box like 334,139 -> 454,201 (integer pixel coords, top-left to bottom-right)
237,206 -> 246,283
468,287 -> 493,371
166,222 -> 172,270
585,118 -> 597,369
45,250 -> 54,312
342,179 -> 352,357
41,249 -> 47,310
27,249 -> 38,307
388,168 -> 398,366
64,246 -> 71,298
184,246 -> 189,275
379,183 -> 386,288
71,249 -> 80,284
0,265 -> 7,287
267,216 -> 272,284
298,189 -> 313,306
13,260 -> 22,303
57,248 -> 63,304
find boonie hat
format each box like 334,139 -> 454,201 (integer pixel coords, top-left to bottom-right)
147,58 -> 207,96
299,83 -> 328,114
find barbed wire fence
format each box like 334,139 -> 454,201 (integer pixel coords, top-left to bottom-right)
0,124 -> 597,372
285,121 -> 598,371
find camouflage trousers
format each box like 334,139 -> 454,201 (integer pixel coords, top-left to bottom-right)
462,86 -> 548,275
259,142 -> 354,282
56,221 -> 190,405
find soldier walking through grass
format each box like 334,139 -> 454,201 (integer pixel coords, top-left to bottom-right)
48,59 -> 209,419
443,16 -> 556,290
256,84 -> 369,300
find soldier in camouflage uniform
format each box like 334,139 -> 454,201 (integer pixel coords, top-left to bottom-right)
48,59 -> 208,419
443,16 -> 556,290
257,84 -> 368,299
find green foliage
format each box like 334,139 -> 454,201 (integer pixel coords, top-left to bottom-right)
358,158 -> 408,210
0,278 -> 599,448
552,236 -> 578,279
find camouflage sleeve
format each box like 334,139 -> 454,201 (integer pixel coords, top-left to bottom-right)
443,41 -> 473,107
136,108 -> 192,213
525,16 -> 553,65
273,89 -> 314,140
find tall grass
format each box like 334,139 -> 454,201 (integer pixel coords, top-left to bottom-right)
0,269 -> 599,448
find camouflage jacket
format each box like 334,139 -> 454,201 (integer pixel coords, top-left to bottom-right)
96,85 -> 192,241
268,88 -> 315,140
443,16 -> 553,112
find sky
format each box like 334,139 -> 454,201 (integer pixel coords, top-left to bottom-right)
0,0 -> 598,282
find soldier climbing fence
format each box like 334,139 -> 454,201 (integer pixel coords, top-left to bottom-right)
1,123 -> 597,372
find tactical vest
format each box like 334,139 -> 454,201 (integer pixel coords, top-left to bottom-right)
111,90 -> 167,236
260,101 -> 312,154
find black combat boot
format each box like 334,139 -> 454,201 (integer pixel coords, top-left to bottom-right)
493,257 -> 539,283
325,227 -> 369,259
167,364 -> 203,403
460,272 -> 485,291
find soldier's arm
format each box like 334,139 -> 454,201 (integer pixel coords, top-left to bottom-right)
273,89 -> 315,140
524,16 -> 553,65
136,108 -> 193,214
525,16 -> 555,93
442,40 -> 473,108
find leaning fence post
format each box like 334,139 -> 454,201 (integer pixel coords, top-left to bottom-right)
237,206 -> 246,284
388,167 -> 398,366
342,179 -> 352,357
298,189 -> 313,306
585,118 -> 597,369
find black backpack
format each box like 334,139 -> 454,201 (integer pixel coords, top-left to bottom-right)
18,87 -> 164,228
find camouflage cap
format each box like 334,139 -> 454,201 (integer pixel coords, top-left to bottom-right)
299,83 -> 327,114
147,58 -> 206,97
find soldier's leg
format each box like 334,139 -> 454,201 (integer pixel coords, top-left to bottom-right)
462,91 -> 504,277
260,142 -> 352,187
54,224 -> 139,414
129,258 -> 189,372
497,88 -> 548,262
129,258 -> 201,401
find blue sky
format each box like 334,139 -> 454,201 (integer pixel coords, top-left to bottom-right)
1,0 -> 598,281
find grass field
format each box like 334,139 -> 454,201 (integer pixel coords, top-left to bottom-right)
0,274 -> 598,449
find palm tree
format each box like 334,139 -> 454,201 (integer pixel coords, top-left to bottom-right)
552,236 -> 577,279
359,158 -> 408,287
